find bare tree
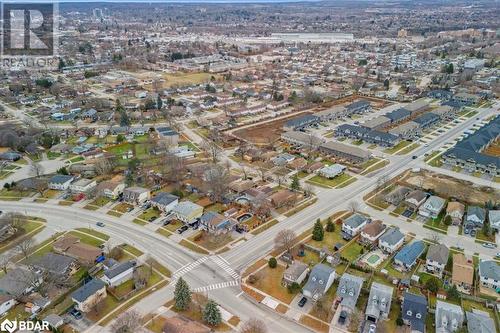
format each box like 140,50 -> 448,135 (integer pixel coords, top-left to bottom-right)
313,295 -> 331,321
16,238 -> 34,259
348,309 -> 363,332
274,229 -> 297,253
257,166 -> 267,182
240,165 -> 249,180
0,256 -> 10,274
110,310 -> 143,333
202,139 -> 221,163
133,266 -> 151,290
204,164 -> 229,203
30,162 -> 44,178
429,232 -> 441,244
94,157 -> 116,176
274,166 -> 287,187
348,201 -> 360,213
376,175 -> 389,191
240,318 -> 267,333
303,183 -> 315,197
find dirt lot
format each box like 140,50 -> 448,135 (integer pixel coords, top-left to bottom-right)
232,112 -> 313,145
482,139 -> 500,157
403,170 -> 500,205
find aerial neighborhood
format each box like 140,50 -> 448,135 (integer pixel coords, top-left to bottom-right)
0,1 -> 498,333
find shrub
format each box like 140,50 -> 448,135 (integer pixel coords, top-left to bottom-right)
287,282 -> 301,294
268,257 -> 277,268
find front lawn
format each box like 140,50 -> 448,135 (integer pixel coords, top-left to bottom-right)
339,242 -> 364,261
138,207 -> 161,222
307,228 -> 345,250
252,265 -> 296,304
384,140 -> 411,154
68,230 -> 105,247
307,174 -> 353,188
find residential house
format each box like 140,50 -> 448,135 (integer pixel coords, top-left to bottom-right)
419,195 -> 446,219
446,202 -> 465,226
361,115 -> 391,130
283,115 -> 319,131
282,262 -> 309,287
394,241 -> 425,271
402,291 -> 427,333
425,244 -> 449,277
442,116 -> 499,177
268,190 -> 298,209
389,121 -> 421,140
69,178 -> 97,194
0,294 -> 16,316
172,201 -> 203,223
156,127 -> 179,146
150,192 -> 179,213
319,164 -> 346,179
378,227 -> 405,254
346,100 -> 371,114
96,181 -> 125,199
488,210 -> 500,232
102,261 -> 136,287
360,220 -> 386,246
365,282 -> 393,323
302,264 -> 336,301
0,267 -> 42,296
48,175 -> 74,190
404,190 -> 428,210
30,253 -> 78,277
465,206 -> 486,229
466,310 -> 496,333
123,187 -> 151,205
435,300 -> 464,333
385,108 -> 411,124
43,314 -> 64,330
478,260 -> 500,292
341,213 -> 371,240
280,131 -> 325,150
319,140 -> 372,164
384,186 -> 411,206
199,211 -> 235,234
413,113 -> 440,129
336,273 -> 364,318
65,243 -> 102,265
71,279 -> 107,312
452,254 -> 474,294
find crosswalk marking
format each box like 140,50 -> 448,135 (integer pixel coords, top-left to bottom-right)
210,255 -> 240,280
172,256 -> 210,280
193,280 -> 240,292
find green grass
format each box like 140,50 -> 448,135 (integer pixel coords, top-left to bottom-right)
307,174 -> 353,188
352,139 -> 363,146
339,242 -> 364,261
251,219 -> 278,235
361,158 -> 389,174
396,143 -> 419,155
179,239 -> 209,254
307,228 -> 345,250
74,227 -> 110,240
119,244 -> 144,257
137,207 -> 161,222
68,231 -> 105,247
384,140 -> 412,154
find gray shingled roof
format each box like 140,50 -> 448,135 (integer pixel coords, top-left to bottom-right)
71,279 -> 105,303
426,244 -> 449,265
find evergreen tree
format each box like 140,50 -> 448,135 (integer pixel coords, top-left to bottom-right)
447,284 -> 460,301
203,299 -> 222,326
312,219 -> 324,241
326,217 -> 335,232
290,175 -> 300,191
157,95 -> 163,109
174,277 -> 191,311
268,257 -> 277,268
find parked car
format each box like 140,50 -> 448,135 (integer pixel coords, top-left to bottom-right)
368,324 -> 376,333
69,308 -> 82,320
162,220 -> 171,226
96,222 -> 105,227
470,229 -> 476,237
149,216 -> 157,222
483,243 -> 496,249
235,226 -> 245,234
298,297 -> 307,308
177,225 -> 189,234
412,155 -> 417,159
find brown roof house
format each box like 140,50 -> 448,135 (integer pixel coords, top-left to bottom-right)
289,157 -> 307,170
445,202 -> 465,226
53,235 -> 102,265
451,254 -> 474,294
359,220 -> 386,245
404,190 -> 427,210
268,190 -> 299,209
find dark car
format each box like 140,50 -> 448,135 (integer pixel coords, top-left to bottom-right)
412,155 -> 417,159
96,222 -> 105,227
177,225 -> 189,234
298,297 -> 307,307
338,310 -> 347,324
163,220 -> 172,226
235,226 -> 245,234
69,308 -> 83,320
149,216 -> 157,222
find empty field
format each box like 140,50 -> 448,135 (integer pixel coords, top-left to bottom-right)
482,139 -> 500,157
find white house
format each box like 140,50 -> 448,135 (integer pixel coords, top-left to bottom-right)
378,228 -> 405,254
101,261 -> 136,287
342,213 -> 370,240
425,244 -> 449,277
96,181 -> 125,200
123,187 -> 151,205
48,175 -> 74,190
0,294 -> 16,316
69,178 -> 97,194
478,260 -> 500,292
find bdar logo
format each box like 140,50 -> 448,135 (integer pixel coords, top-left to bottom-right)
0,319 -> 17,333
